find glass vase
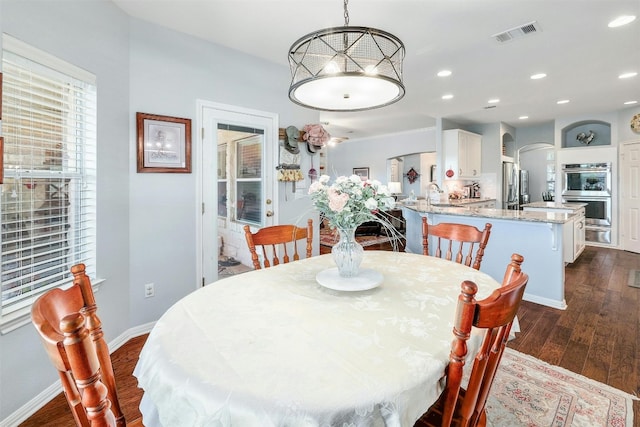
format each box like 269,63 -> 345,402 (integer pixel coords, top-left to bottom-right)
331,226 -> 364,278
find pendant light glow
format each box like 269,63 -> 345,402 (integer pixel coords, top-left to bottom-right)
288,2 -> 405,112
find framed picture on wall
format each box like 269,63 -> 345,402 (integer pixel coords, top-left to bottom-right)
136,112 -> 192,173
353,167 -> 369,180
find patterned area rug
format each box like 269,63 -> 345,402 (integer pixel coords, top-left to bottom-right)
486,348 -> 636,426
319,228 -> 392,248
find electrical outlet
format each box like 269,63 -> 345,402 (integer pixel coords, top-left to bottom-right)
144,283 -> 155,298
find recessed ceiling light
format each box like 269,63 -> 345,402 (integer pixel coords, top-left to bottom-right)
488,98 -> 500,104
519,116 -> 529,120
530,73 -> 546,80
437,70 -> 452,77
442,94 -> 454,100
619,72 -> 638,79
557,99 -> 570,104
624,100 -> 638,105
608,15 -> 636,28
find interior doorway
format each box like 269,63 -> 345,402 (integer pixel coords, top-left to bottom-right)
620,141 -> 640,253
197,101 -> 278,286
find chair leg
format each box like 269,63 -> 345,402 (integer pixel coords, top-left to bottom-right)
60,371 -> 90,427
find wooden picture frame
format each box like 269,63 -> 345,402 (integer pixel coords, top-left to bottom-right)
353,167 -> 369,180
136,112 -> 192,173
0,137 -> 3,184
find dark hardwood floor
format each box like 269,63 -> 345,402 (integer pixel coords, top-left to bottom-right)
20,245 -> 640,426
20,335 -> 147,427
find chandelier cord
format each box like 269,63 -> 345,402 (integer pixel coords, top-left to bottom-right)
344,0 -> 349,26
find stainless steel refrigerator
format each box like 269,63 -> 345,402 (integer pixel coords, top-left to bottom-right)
502,162 -> 519,209
503,162 -> 530,209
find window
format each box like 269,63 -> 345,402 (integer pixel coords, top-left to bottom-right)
1,34 -> 97,332
235,136 -> 262,224
217,124 -> 263,226
217,144 -> 227,218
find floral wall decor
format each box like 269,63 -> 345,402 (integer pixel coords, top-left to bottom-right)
404,167 -> 420,184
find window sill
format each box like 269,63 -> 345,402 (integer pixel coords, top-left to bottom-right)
0,278 -> 105,335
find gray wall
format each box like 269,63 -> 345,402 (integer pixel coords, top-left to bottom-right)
127,19 -> 316,326
515,122 -> 555,149
1,0 -> 131,419
0,0 -> 316,422
326,128 -> 437,182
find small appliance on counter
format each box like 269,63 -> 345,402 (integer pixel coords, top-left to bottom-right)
471,182 -> 480,198
463,182 -> 481,199
463,185 -> 471,199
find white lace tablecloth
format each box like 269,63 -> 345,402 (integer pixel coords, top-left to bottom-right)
133,251 -> 503,427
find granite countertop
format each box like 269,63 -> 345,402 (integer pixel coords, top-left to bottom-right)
402,200 -> 576,224
400,198 -> 496,207
521,201 -> 587,212
438,198 -> 496,207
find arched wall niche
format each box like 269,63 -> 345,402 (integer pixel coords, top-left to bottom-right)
502,132 -> 515,157
561,120 -> 611,148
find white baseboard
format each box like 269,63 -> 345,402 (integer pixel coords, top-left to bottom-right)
523,292 -> 567,310
1,322 -> 155,427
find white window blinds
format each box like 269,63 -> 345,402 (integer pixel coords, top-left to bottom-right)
1,34 -> 97,329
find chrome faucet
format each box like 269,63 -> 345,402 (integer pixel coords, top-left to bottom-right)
426,182 -> 441,206
428,182 -> 441,193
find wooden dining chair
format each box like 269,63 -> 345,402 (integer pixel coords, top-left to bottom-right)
244,219 -> 313,269
31,264 -> 142,427
422,217 -> 492,270
414,253 -> 529,427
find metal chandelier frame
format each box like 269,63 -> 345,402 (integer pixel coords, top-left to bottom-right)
288,0 -> 405,112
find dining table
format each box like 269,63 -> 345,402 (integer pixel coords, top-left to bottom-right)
133,251 -> 505,427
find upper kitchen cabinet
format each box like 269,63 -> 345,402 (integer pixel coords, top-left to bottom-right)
443,129 -> 482,180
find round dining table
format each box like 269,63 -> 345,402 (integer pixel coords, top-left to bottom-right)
133,251 -> 504,427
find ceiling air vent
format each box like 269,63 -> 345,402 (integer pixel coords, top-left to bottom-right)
492,21 -> 541,43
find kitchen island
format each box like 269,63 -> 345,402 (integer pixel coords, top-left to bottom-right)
522,202 -> 587,264
401,201 -> 581,309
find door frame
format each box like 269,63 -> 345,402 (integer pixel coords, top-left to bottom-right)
196,100 -> 279,286
620,139 -> 640,253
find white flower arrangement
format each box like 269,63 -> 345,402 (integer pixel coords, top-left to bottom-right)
308,174 -> 396,231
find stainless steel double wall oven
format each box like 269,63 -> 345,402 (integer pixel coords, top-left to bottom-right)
561,162 -> 612,244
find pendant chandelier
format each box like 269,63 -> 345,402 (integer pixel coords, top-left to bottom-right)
288,0 -> 405,112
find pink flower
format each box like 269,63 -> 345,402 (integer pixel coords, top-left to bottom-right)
327,188 -> 349,212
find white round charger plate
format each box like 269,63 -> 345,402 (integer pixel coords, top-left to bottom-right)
316,268 -> 383,291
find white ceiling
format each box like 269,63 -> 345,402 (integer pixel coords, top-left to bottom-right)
112,0 -> 640,140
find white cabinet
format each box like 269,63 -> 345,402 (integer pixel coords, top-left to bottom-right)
443,129 -> 482,179
522,204 -> 586,263
562,211 -> 586,264
572,211 -> 586,260
388,158 -> 401,182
